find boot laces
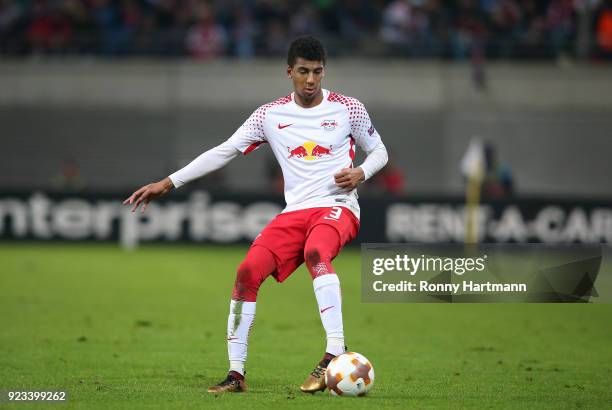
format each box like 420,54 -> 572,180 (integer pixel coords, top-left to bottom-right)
310,365 -> 326,379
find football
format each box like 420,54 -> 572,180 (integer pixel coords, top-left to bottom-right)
325,352 -> 375,396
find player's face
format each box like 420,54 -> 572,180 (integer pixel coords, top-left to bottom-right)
288,58 -> 325,108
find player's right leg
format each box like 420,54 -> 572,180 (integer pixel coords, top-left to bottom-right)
207,245 -> 276,393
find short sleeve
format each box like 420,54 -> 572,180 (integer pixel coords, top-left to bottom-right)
227,105 -> 268,155
348,99 -> 382,153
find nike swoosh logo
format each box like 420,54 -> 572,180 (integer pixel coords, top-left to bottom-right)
320,306 -> 335,314
227,336 -> 238,341
278,123 -> 293,129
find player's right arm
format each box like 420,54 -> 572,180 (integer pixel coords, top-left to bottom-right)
123,141 -> 240,213
124,106 -> 267,213
123,176 -> 175,213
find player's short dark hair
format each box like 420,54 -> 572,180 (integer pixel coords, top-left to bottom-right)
287,35 -> 326,67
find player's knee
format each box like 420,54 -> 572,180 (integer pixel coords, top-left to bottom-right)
304,245 -> 334,279
304,246 -> 322,268
232,260 -> 262,302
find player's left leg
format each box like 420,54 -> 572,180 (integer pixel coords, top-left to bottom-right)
300,213 -> 357,393
305,224 -> 346,357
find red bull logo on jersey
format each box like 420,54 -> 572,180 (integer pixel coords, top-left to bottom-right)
321,119 -> 338,131
287,141 -> 333,160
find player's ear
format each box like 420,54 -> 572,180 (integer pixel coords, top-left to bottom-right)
287,66 -> 292,79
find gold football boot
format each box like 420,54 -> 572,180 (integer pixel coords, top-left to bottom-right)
300,364 -> 327,393
207,372 -> 247,393
300,352 -> 337,393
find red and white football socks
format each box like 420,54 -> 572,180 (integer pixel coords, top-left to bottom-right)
227,299 -> 256,376
313,274 -> 345,357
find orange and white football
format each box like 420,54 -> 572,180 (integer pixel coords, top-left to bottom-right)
325,352 -> 375,396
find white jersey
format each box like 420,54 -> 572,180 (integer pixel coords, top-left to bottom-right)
227,89 -> 382,219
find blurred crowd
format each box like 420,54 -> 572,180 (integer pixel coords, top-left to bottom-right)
1,0 -> 612,60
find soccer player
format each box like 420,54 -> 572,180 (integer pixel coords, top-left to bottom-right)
123,35 -> 388,394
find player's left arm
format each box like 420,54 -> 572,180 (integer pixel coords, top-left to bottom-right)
334,99 -> 388,190
334,142 -> 388,190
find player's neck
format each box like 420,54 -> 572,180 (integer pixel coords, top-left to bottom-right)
294,90 -> 324,108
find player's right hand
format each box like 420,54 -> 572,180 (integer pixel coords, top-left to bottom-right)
123,177 -> 174,213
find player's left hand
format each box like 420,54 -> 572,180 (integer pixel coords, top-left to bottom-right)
334,167 -> 365,191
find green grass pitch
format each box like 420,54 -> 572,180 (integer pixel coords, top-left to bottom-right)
0,244 -> 611,409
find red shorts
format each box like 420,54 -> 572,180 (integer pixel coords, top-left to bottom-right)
251,206 -> 359,282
